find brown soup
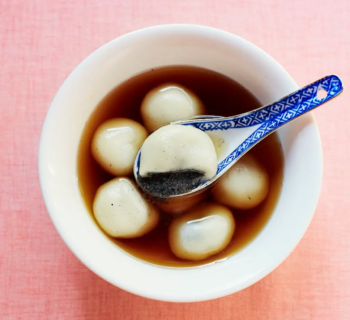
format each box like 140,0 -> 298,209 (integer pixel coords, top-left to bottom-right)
77,66 -> 284,267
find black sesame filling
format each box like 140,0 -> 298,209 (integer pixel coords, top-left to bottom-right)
138,170 -> 205,198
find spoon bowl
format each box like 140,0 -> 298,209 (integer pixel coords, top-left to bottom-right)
134,75 -> 343,202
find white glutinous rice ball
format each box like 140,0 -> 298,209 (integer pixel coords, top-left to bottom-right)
169,203 -> 235,261
212,153 -> 269,210
139,124 -> 218,181
93,177 -> 159,238
140,83 -> 205,132
92,118 -> 148,176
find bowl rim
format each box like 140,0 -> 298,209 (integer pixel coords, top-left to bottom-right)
39,24 -> 323,302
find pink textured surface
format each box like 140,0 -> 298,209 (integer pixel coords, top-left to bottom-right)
1,0 -> 349,319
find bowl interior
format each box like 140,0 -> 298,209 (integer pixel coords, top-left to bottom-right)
39,25 -> 322,302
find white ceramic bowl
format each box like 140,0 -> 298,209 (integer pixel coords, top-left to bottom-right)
39,25 -> 322,302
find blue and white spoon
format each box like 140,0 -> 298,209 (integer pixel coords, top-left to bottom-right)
134,75 -> 343,199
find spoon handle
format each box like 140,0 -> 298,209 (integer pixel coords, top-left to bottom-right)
215,75 -> 343,174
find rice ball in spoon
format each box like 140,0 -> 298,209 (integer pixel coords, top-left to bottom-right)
211,153 -> 269,210
169,203 -> 235,261
138,124 -> 218,197
93,177 -> 159,238
141,83 -> 205,132
92,118 -> 147,176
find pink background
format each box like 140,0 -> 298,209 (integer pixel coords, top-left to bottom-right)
1,0 -> 349,319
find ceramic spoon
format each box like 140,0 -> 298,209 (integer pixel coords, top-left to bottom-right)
134,74 -> 343,199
